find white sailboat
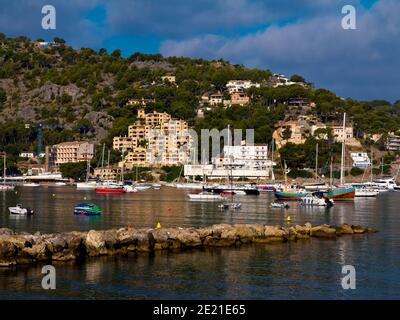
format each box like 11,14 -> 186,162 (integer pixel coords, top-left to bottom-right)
76,160 -> 98,190
0,153 -> 15,191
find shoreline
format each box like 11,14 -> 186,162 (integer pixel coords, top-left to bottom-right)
0,223 -> 377,267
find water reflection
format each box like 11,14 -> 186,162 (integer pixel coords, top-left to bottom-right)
1,187 -> 400,299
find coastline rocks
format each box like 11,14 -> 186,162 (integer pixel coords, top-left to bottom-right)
310,225 -> 337,238
0,222 -> 378,267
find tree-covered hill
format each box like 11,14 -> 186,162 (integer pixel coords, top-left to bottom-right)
1,32 -> 400,162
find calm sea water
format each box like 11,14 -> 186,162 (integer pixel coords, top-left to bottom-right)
0,186 -> 399,299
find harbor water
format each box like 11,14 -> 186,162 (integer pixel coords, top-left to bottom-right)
0,186 -> 399,299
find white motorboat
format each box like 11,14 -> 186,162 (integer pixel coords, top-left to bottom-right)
373,177 -> 397,190
152,183 -> 161,190
355,187 -> 379,197
22,182 -> 40,187
176,183 -> 204,189
134,184 -> 151,191
270,202 -> 290,209
55,182 -> 67,186
8,204 -> 34,215
76,181 -> 98,190
124,185 -> 138,193
301,193 -> 334,207
188,191 -> 225,201
0,184 -> 15,191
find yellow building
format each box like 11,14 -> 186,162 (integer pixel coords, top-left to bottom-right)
113,108 -> 192,168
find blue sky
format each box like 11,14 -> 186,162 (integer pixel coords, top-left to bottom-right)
1,0 -> 399,102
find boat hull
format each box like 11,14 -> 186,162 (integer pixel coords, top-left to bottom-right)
95,188 -> 125,194
204,187 -> 260,196
324,187 -> 355,200
274,191 -> 307,200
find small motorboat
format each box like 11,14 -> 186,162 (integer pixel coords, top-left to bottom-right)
218,203 -> 230,210
124,185 -> 138,193
8,204 -> 34,215
231,202 -> 242,210
134,184 -> 151,191
0,184 -> 15,191
74,203 -> 102,216
22,182 -> 40,187
55,182 -> 67,186
302,193 -> 334,207
270,202 -> 290,209
152,183 -> 161,190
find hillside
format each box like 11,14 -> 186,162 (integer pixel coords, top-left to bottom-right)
1,33 -> 400,174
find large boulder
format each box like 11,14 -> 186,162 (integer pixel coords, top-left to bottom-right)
232,224 -> 259,243
22,242 -> 49,261
176,229 -> 201,248
294,225 -> 311,239
310,225 -> 337,238
85,230 -> 107,256
0,239 -> 17,266
252,226 -> 288,243
338,224 -> 354,235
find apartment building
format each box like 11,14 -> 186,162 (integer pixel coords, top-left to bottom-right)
113,109 -> 192,168
273,115 -> 362,149
53,141 -> 94,165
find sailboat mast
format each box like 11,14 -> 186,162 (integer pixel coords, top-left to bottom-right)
271,138 -> 275,181
3,153 -> 5,184
330,156 -> 333,187
340,113 -> 346,185
370,149 -> 373,183
315,143 -> 319,180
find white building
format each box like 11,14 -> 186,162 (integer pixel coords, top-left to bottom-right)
351,152 -> 371,167
19,152 -> 34,158
184,143 -> 275,179
272,74 -> 298,87
226,80 -> 260,92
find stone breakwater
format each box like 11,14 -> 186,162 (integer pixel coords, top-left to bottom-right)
0,223 -> 377,267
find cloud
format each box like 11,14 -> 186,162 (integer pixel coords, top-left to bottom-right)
104,0 -> 357,38
160,0 -> 400,101
0,0 -> 103,47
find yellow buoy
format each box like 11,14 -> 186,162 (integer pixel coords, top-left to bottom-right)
286,215 -> 292,222
83,196 -> 87,200
156,222 -> 161,229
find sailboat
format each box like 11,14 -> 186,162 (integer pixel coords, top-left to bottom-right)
0,153 -> 15,191
76,160 -> 98,190
324,113 -> 355,200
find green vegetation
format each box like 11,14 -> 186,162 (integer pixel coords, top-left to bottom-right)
159,166 -> 182,182
287,169 -> 314,179
0,34 -> 400,175
350,167 -> 364,176
59,161 -> 87,181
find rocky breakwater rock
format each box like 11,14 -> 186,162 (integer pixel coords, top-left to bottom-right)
0,223 -> 378,267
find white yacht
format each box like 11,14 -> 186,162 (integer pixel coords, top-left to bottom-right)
188,191 -> 225,201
